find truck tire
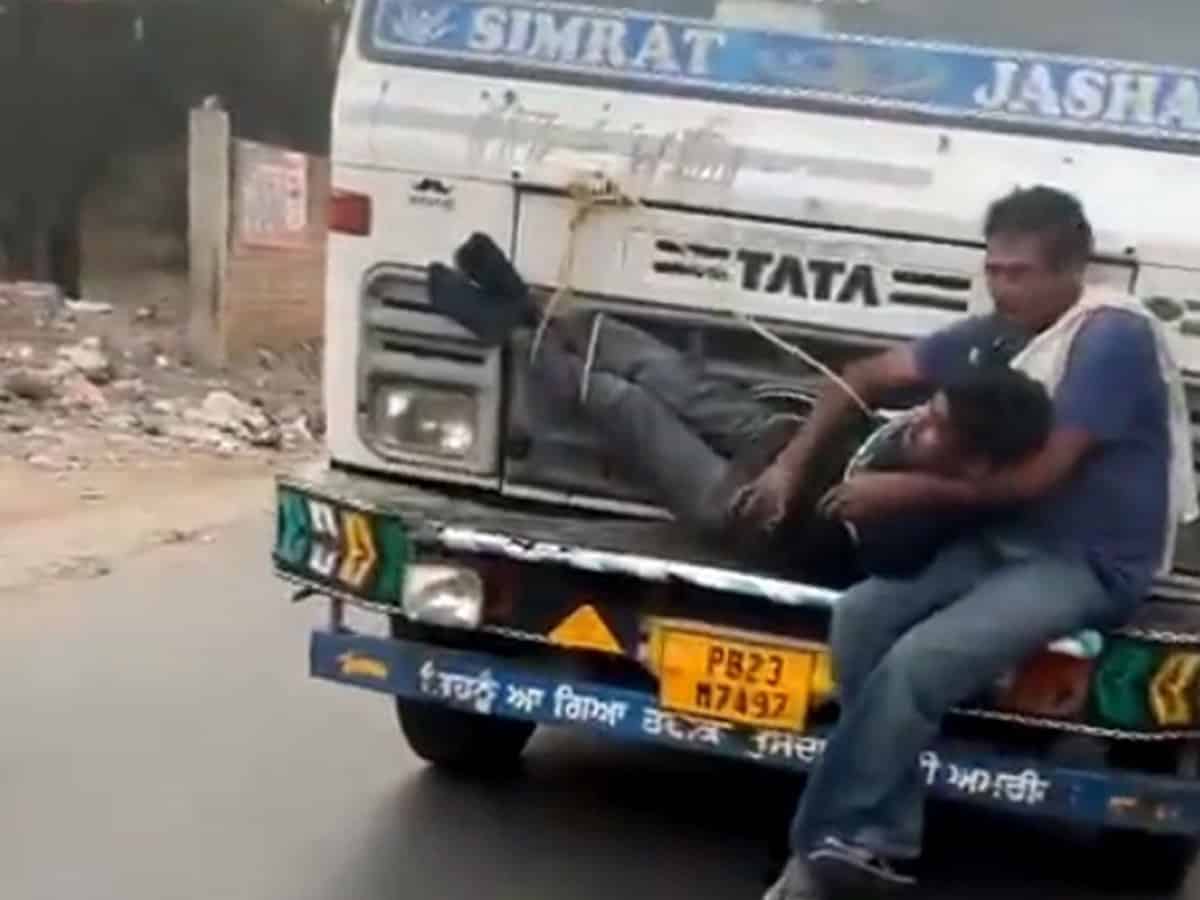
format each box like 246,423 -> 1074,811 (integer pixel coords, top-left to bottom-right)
396,698 -> 536,775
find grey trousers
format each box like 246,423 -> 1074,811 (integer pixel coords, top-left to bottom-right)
529,312 -> 789,538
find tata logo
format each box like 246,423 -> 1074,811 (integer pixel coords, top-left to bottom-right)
737,249 -> 880,306
409,177 -> 455,210
653,239 -> 880,307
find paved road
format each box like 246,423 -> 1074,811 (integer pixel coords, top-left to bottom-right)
1,513 -> 1192,900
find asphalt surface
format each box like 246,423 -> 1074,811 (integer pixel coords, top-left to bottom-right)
1,513 -> 1194,900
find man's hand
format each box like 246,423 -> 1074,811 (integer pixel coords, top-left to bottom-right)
729,462 -> 799,532
724,346 -> 922,533
819,473 -> 933,523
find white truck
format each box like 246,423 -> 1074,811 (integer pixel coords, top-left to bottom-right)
275,0 -> 1200,888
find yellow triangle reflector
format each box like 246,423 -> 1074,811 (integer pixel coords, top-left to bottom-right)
549,604 -> 622,655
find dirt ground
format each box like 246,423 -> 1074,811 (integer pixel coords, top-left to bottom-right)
0,454 -> 302,593
0,279 -> 323,593
0,134 -> 333,593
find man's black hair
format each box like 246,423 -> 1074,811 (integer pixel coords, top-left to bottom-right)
984,185 -> 1094,271
943,367 -> 1053,467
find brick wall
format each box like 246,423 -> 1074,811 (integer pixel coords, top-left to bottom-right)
221,140 -> 328,358
187,115 -> 329,365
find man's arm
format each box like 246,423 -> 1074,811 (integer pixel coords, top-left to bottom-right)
822,309 -> 1156,522
729,345 -> 926,529
819,428 -> 1095,522
731,314 -> 1001,529
774,347 -> 924,474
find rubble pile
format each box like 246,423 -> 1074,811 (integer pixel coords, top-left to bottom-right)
0,283 -> 322,472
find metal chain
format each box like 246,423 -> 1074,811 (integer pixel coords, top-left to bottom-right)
277,570 -> 554,643
1115,625 -> 1200,645
479,624 -> 554,645
282,572 -> 1200,647
952,706 -> 1200,742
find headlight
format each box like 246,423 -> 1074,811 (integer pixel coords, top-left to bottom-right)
369,382 -> 478,458
402,564 -> 483,629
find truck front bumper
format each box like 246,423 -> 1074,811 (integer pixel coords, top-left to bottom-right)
312,628 -> 1200,838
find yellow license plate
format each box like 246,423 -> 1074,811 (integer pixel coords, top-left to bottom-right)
657,628 -> 815,731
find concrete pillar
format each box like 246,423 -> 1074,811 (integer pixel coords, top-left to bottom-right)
187,101 -> 231,368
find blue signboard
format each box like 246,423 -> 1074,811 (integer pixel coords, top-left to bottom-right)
367,0 -> 1200,144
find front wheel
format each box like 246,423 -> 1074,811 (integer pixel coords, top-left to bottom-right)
396,698 -> 536,776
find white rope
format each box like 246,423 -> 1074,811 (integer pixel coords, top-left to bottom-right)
580,310 -> 605,406
529,177 -> 636,362
531,170 -> 873,418
732,310 -> 873,417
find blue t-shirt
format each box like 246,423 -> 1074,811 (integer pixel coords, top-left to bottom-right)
913,312 -> 1032,383
915,309 -> 1170,599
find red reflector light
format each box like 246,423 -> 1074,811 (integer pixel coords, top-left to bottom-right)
329,189 -> 371,236
997,650 -> 1094,721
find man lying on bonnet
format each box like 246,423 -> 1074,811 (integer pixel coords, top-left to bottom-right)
425,232 -> 1053,584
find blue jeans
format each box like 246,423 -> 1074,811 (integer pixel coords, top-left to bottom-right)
790,532 -> 1138,860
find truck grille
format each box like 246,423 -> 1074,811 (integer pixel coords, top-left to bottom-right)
649,237 -> 973,314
